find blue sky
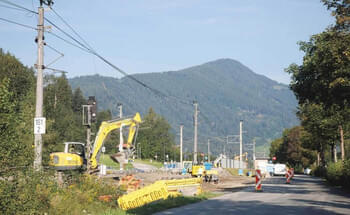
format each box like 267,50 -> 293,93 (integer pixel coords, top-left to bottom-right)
1,0 -> 334,84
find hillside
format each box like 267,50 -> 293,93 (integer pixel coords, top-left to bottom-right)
69,59 -> 298,156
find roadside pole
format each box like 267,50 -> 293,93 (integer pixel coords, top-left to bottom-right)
33,4 -> 45,171
180,124 -> 183,168
208,139 -> 210,162
193,101 -> 198,164
239,120 -> 243,169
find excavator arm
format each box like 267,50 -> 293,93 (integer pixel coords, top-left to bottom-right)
90,112 -> 141,169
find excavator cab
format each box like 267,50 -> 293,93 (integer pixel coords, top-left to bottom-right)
49,142 -> 86,170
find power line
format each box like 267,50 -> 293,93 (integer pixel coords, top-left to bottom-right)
0,0 -> 37,14
46,31 -> 90,53
2,1 -> 193,107
0,3 -> 26,11
0,17 -> 37,30
50,7 -> 94,51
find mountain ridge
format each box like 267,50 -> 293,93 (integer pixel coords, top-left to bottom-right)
69,58 -> 298,155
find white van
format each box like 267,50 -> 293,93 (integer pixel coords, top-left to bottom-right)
273,164 -> 286,176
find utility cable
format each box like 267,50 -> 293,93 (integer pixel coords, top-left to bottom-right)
1,1 -> 193,107
0,0 -> 37,14
46,7 -> 193,106
50,7 -> 94,51
0,17 -> 37,30
0,3 -> 26,11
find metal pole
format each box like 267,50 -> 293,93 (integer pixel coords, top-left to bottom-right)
253,139 -> 256,162
118,104 -> 123,152
208,139 -> 210,162
180,125 -> 183,168
193,101 -> 198,164
33,6 -> 45,170
86,125 -> 91,169
239,120 -> 243,169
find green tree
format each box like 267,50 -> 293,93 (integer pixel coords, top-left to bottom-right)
43,74 -> 85,163
286,29 -> 350,162
72,87 -> 86,114
137,108 -> 176,161
322,0 -> 350,31
0,49 -> 35,175
269,126 -> 316,170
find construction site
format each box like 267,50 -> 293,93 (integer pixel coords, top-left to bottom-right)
46,96 -> 257,211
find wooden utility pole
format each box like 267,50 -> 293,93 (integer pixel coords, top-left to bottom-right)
118,103 -> 123,153
208,139 -> 210,162
193,101 -> 198,164
239,120 -> 243,169
33,4 -> 45,170
253,139 -> 256,162
180,124 -> 183,168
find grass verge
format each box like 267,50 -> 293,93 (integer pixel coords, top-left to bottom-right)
100,154 -> 133,170
134,159 -> 164,169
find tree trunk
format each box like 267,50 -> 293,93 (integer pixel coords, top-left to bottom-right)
333,143 -> 338,163
317,152 -> 320,166
339,125 -> 345,161
320,144 -> 325,167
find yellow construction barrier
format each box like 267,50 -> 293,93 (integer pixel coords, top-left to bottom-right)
117,178 -> 203,210
117,181 -> 169,210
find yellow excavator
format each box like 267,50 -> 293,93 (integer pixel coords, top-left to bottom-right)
49,112 -> 142,171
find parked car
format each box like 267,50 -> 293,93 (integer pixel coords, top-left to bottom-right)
304,168 -> 311,175
273,163 -> 286,176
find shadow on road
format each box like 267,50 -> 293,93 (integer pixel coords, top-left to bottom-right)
292,198 -> 350,210
157,199 -> 341,215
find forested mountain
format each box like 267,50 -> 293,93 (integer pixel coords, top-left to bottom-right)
69,59 -> 298,156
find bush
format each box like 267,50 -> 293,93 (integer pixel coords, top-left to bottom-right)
326,162 -> 344,185
0,169 -> 57,215
312,159 -> 350,190
311,165 -> 327,177
49,174 -> 123,215
293,164 -> 304,174
341,159 -> 350,189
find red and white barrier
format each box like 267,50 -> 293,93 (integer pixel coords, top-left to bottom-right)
255,169 -> 262,191
285,169 -> 292,184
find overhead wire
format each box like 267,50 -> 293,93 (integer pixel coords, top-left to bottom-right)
1,1 -> 203,121
0,17 -> 37,30
0,3 -> 26,11
0,0 -> 37,14
50,7 -> 94,51
48,7 -> 193,106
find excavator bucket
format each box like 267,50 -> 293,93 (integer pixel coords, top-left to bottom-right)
110,152 -> 126,164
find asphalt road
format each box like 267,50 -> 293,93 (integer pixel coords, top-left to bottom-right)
156,174 -> 350,215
